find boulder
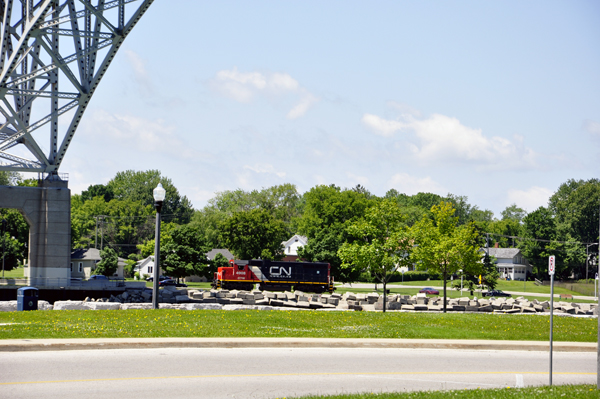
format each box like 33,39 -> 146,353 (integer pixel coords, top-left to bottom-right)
0,301 -> 17,311
189,303 -> 223,310
121,303 -> 153,310
53,301 -> 87,310
84,302 -> 121,310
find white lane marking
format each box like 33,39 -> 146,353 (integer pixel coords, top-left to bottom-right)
516,374 -> 524,388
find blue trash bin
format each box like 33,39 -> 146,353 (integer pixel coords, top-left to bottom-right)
17,287 -> 39,311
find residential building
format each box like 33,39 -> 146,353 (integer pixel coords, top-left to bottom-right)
486,247 -> 532,281
70,248 -> 125,279
281,235 -> 308,261
134,256 -> 156,279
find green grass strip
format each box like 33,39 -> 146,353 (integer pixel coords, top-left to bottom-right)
290,384 -> 597,399
0,310 -> 595,341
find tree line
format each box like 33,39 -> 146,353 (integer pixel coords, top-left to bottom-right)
0,170 -> 598,284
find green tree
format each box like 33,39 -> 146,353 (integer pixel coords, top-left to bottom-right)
0,171 -> 20,186
338,199 -> 413,312
547,178 -> 600,278
107,170 -> 194,224
296,185 -> 372,282
411,202 -> 483,312
136,222 -> 177,258
95,247 -> 119,276
81,184 -> 114,203
519,207 -> 556,278
0,230 -> 25,272
0,175 -> 30,266
191,183 -> 301,250
482,254 -> 500,290
219,209 -> 288,260
501,204 -> 527,223
161,224 -> 209,281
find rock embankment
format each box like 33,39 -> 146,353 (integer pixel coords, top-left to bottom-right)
0,288 -> 595,315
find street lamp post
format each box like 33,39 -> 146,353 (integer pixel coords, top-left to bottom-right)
152,183 -> 166,310
1,218 -> 5,279
586,243 -> 598,282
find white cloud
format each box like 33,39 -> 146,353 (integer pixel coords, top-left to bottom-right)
363,111 -> 538,169
124,49 -> 153,96
211,67 -> 318,118
506,186 -> 553,212
583,120 -> 600,136
362,114 -> 404,137
243,163 -> 286,178
82,109 -> 197,159
387,173 -> 446,196
287,91 -> 319,119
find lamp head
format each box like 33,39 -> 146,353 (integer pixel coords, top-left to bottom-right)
153,183 -> 166,202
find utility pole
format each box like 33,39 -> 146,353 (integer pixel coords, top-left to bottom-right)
95,216 -> 99,249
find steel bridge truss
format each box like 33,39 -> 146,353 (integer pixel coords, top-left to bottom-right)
0,0 -> 153,173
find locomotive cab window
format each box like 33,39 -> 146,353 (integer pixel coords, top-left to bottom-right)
237,265 -> 244,271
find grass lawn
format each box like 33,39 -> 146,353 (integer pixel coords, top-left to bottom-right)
292,385 -> 597,399
0,267 -> 25,279
0,309 -> 595,341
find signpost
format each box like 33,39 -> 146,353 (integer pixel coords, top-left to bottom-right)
548,255 -> 555,386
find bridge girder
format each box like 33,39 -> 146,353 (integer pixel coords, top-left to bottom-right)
0,0 -> 154,173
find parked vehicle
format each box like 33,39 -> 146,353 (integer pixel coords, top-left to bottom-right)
419,287 -> 440,295
146,275 -> 168,282
158,279 -> 187,287
89,275 -> 108,280
212,259 -> 334,293
483,290 -> 511,297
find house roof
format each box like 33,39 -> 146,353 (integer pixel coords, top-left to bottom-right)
486,248 -> 522,258
71,248 -> 101,260
206,249 -> 234,261
281,234 -> 308,247
134,256 -> 154,271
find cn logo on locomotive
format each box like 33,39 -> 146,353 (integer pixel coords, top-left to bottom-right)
270,266 -> 291,277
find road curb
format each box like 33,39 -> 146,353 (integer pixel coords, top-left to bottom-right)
0,338 -> 595,352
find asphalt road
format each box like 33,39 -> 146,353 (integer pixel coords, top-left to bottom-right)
0,347 -> 594,399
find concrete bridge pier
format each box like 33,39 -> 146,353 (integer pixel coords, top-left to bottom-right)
0,178 -> 71,286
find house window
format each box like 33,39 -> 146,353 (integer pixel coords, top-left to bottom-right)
78,262 -> 83,273
148,266 -> 153,274
70,262 -> 73,272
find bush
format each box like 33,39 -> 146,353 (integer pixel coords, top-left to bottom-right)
134,272 -> 140,280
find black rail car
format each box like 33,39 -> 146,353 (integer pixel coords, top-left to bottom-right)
213,259 -> 334,293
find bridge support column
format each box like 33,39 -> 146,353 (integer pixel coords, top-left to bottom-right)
0,179 -> 71,286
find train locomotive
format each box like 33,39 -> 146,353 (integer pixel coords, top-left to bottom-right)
212,259 -> 334,293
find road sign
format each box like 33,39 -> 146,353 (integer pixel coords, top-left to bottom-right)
548,256 -> 555,275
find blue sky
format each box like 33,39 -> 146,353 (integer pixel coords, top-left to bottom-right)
59,0 -> 600,216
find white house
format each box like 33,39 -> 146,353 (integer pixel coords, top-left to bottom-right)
487,247 -> 532,281
70,248 -> 125,279
281,234 -> 308,261
134,256 -> 156,279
